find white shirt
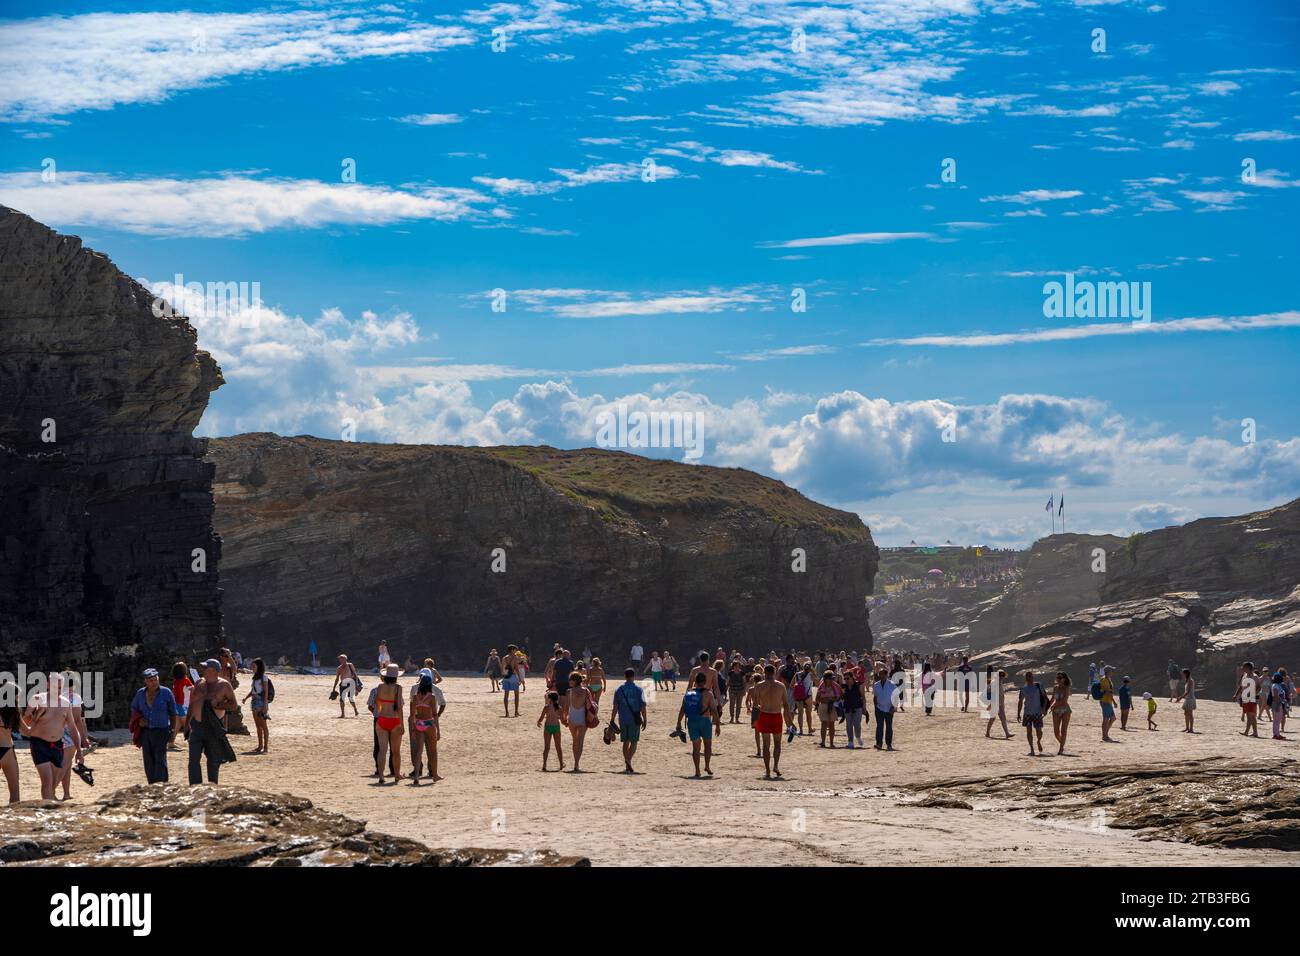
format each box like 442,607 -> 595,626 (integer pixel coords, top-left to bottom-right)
1240,675 -> 1257,703
650,656 -> 663,671
630,645 -> 644,662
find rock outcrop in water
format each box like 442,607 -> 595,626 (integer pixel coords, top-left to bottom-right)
0,208 -> 224,724
0,784 -> 588,866
209,434 -> 878,667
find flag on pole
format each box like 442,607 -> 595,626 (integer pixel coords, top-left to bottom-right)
1058,495 -> 1065,516
1046,494 -> 1054,512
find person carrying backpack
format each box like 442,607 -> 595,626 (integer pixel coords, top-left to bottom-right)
675,673 -> 720,777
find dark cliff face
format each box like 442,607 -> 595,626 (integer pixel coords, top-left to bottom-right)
0,208 -> 224,723
210,434 -> 878,667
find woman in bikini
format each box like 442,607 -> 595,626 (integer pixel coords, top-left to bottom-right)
1049,671 -> 1071,754
0,683 -> 19,803
537,691 -> 566,771
408,672 -> 442,785
587,658 -> 607,708
374,664 -> 404,784
562,673 -> 593,772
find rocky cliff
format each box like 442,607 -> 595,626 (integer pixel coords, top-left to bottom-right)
975,499 -> 1300,696
0,208 -> 224,723
967,533 -> 1122,650
209,434 -> 877,667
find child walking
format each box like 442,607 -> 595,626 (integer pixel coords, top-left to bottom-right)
537,691 -> 566,771
1143,692 -> 1158,730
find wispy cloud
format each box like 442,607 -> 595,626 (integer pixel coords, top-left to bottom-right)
0,11 -> 473,122
757,231 -> 933,249
0,171 -> 497,237
863,311 -> 1300,348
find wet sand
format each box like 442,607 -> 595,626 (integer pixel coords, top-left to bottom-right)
22,673 -> 1297,866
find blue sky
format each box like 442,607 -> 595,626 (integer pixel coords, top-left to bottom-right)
2,0 -> 1297,545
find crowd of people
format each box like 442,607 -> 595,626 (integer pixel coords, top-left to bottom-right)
0,640 -> 1292,802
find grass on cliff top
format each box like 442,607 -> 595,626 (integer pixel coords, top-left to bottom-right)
481,445 -> 867,538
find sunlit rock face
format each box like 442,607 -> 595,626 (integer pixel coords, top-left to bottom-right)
209,434 -> 879,667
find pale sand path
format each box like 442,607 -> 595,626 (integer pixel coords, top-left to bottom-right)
23,673 -> 1297,866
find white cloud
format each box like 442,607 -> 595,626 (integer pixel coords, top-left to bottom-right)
0,171 -> 497,237
864,311 -> 1300,348
981,189 -> 1083,204
0,11 -> 473,122
1234,129 -> 1299,141
395,113 -> 463,125
757,231 -> 934,249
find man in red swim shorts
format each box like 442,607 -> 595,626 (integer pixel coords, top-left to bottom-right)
751,664 -> 794,779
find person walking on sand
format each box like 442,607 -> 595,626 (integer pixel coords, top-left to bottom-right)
872,668 -> 897,752
1234,661 -> 1260,738
1143,692 -> 1158,730
629,642 -> 644,673
408,670 -> 444,784
753,664 -> 793,778
373,663 -> 404,784
726,659 -> 747,724
649,652 -> 664,691
367,683 -> 398,779
562,673 -> 594,772
842,670 -> 866,749
131,668 -> 179,783
984,669 -> 1012,739
1098,666 -> 1118,742
921,661 -> 936,716
587,658 -> 607,707
485,649 -> 503,692
241,658 -> 271,754
170,662 -> 193,749
815,665 -> 842,748
377,642 -> 391,674
0,684 -> 20,803
676,672 -> 720,777
1118,676 -> 1134,731
552,649 -> 576,708
611,669 -> 647,773
1049,672 -> 1071,754
538,691 -> 566,771
332,655 -> 361,717
792,662 -> 814,735
1016,670 -> 1047,757
1166,659 -> 1181,701
183,659 -> 238,784
501,645 -> 524,717
1267,671 -> 1289,740
1174,669 -> 1196,733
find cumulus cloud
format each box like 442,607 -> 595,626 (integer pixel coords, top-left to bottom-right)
1127,502 -> 1197,531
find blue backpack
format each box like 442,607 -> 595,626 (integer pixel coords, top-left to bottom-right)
682,689 -> 703,719
1090,681 -> 1103,701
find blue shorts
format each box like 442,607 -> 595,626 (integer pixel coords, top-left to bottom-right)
502,676 -> 519,691
1101,702 -> 1115,720
687,716 -> 713,741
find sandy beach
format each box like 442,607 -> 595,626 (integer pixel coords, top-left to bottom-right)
22,673 -> 1297,866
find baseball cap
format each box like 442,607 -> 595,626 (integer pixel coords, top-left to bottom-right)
143,668 -> 159,678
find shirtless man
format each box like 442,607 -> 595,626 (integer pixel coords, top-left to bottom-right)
332,655 -> 361,717
20,672 -> 80,800
751,664 -> 794,779
184,659 -> 239,784
687,652 -> 721,700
